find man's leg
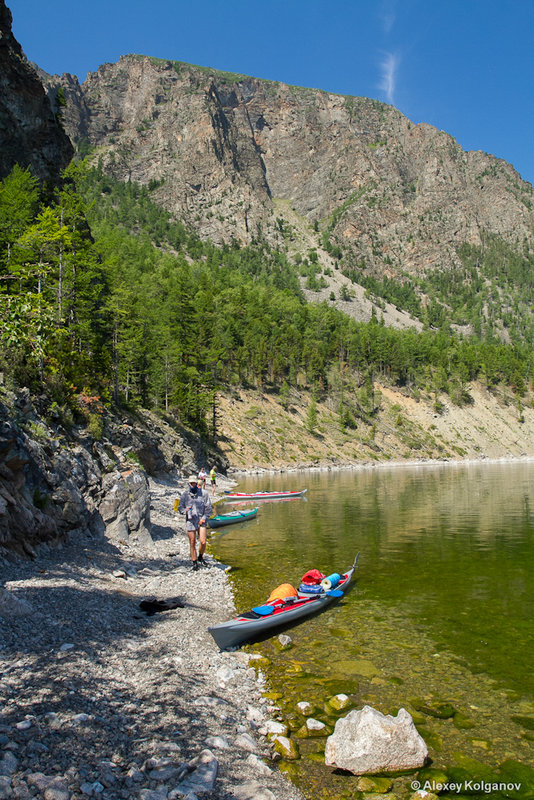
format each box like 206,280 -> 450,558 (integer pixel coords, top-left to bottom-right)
198,525 -> 207,558
188,529 -> 198,561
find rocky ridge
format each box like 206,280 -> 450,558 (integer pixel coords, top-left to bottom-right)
217,380 -> 534,471
41,55 -> 534,279
0,0 -> 72,183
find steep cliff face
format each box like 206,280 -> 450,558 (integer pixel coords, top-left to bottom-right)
56,57 -> 274,244
35,67 -> 90,144
50,55 -> 534,275
0,1 -> 73,183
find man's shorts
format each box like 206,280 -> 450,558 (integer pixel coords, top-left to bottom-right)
186,520 -> 206,532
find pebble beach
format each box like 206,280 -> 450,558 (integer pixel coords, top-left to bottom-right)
0,475 -> 305,800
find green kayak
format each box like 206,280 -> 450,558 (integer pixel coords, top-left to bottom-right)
208,507 -> 259,528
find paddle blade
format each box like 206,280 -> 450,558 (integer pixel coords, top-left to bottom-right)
252,605 -> 275,616
326,589 -> 344,597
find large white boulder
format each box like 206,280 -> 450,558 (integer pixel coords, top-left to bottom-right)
325,705 -> 428,774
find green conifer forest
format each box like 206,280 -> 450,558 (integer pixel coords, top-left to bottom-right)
1,162 -> 532,438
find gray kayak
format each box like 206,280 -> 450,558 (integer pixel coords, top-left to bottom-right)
208,554 -> 359,650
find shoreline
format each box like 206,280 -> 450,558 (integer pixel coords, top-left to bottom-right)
0,474 -> 305,800
228,452 -> 534,476
2,456 -> 534,799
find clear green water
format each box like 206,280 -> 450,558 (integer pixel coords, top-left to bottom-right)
211,463 -> 534,798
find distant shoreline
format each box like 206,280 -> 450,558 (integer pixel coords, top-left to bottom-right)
228,453 -> 534,476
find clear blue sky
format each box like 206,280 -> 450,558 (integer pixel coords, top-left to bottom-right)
8,0 -> 534,185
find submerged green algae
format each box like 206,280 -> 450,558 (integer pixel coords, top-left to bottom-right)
242,601 -> 534,799
211,464 -> 534,800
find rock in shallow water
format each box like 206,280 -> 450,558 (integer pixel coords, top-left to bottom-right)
326,693 -> 352,713
324,705 -> 428,774
296,718 -> 331,738
262,720 -> 289,738
296,701 -> 315,717
272,736 -> 300,761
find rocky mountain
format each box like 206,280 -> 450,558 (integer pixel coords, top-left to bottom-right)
1,4 -> 532,562
0,0 -> 72,183
42,54 -> 534,282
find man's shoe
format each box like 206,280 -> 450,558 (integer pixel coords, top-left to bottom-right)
198,555 -> 208,567
192,560 -> 199,571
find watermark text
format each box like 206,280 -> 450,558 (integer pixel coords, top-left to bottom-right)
410,779 -> 522,794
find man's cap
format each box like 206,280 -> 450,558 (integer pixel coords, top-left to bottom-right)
188,475 -> 198,483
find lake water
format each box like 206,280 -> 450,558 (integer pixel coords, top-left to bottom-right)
211,461 -> 534,799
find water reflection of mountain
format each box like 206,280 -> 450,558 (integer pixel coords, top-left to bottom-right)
214,462 -> 534,697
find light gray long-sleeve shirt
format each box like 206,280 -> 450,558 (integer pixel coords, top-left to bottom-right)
178,487 -> 212,530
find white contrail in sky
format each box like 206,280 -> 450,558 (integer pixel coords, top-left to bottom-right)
379,51 -> 399,104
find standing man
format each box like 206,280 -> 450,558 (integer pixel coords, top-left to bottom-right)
209,465 -> 217,497
178,475 -> 212,571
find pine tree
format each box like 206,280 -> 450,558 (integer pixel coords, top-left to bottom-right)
306,395 -> 318,434
0,165 -> 39,271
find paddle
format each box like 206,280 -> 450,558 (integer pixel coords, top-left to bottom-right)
232,506 -> 247,517
232,506 -> 259,519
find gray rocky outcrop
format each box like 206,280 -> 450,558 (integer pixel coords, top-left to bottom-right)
99,468 -> 151,544
0,0 -> 73,182
0,415 -> 64,559
35,67 -> 90,143
42,54 -> 534,280
324,705 -> 428,774
0,389 -> 220,561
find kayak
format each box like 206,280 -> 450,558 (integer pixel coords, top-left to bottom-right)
208,554 -> 359,650
222,489 -> 307,501
208,507 -> 259,528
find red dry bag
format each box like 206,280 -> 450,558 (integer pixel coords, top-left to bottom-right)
300,569 -> 325,585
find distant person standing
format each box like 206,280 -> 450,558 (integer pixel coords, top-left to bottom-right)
178,475 -> 212,571
210,466 -> 217,496
198,467 -> 208,489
